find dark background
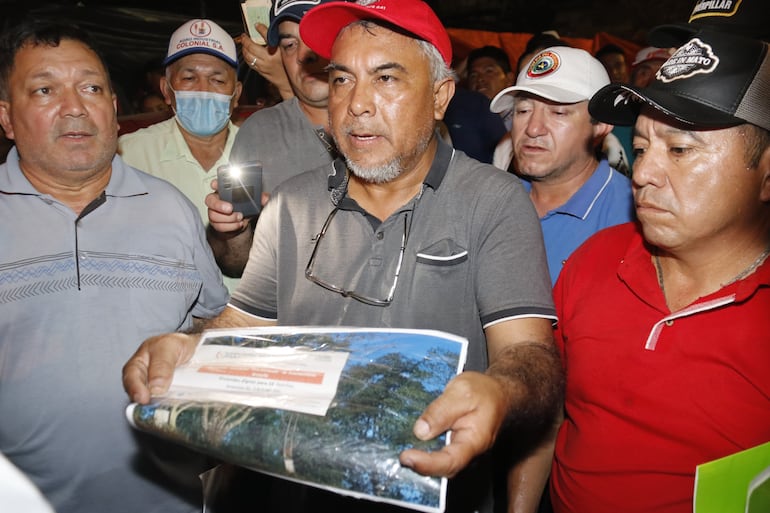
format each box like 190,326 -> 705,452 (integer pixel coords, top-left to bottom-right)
1,0 -> 695,112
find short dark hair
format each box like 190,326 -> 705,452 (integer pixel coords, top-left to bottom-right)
595,43 -> 625,60
524,33 -> 563,55
516,33 -> 571,73
466,45 -> 512,74
0,19 -> 109,100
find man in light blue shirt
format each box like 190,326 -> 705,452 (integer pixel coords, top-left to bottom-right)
491,45 -> 635,285
0,20 -> 228,513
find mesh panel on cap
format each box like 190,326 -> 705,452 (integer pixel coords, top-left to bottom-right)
735,46 -> 770,132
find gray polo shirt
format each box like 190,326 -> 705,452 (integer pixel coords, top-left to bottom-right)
231,139 -> 554,372
0,149 -> 228,513
229,97 -> 335,194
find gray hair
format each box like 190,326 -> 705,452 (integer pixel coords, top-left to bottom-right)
415,38 -> 455,84
345,20 -> 455,84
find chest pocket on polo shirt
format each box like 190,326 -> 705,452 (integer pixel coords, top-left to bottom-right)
412,238 -> 470,314
410,238 -> 471,324
416,238 -> 469,267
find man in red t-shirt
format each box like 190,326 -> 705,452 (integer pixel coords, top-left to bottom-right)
542,27 -> 770,513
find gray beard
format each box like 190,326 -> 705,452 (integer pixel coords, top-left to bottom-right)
338,122 -> 434,184
345,156 -> 403,184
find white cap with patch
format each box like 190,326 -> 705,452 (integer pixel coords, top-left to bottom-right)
490,46 -> 609,113
164,19 -> 237,68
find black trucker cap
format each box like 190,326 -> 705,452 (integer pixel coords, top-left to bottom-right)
649,0 -> 770,47
589,27 -> 770,132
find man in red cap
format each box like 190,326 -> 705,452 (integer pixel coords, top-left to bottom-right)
123,1 -> 561,512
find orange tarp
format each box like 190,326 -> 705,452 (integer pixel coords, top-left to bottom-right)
447,28 -> 643,72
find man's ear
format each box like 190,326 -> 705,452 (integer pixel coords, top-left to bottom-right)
0,101 -> 14,141
232,81 -> 244,109
159,77 -> 173,105
504,70 -> 515,87
592,121 -> 614,143
433,77 -> 455,121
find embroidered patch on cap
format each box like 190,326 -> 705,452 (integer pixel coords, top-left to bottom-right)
164,18 -> 237,68
589,28 -> 770,131
188,20 -> 212,37
273,0 -> 321,17
689,0 -> 743,22
527,50 -> 561,79
656,38 -> 719,83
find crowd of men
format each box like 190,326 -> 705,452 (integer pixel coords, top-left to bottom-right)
1,1 -> 769,513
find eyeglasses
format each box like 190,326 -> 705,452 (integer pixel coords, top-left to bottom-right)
305,208 -> 409,307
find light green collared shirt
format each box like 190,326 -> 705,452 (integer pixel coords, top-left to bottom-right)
118,117 -> 240,291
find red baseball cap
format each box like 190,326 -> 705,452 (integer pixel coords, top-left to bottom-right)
299,0 -> 452,66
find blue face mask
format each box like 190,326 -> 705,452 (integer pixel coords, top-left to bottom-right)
172,88 -> 234,137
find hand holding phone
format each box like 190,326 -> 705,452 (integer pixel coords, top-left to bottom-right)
217,161 -> 263,217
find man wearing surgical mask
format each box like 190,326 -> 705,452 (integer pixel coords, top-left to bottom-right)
119,18 -> 242,290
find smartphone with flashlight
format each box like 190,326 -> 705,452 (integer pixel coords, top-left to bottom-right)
217,161 -> 263,217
